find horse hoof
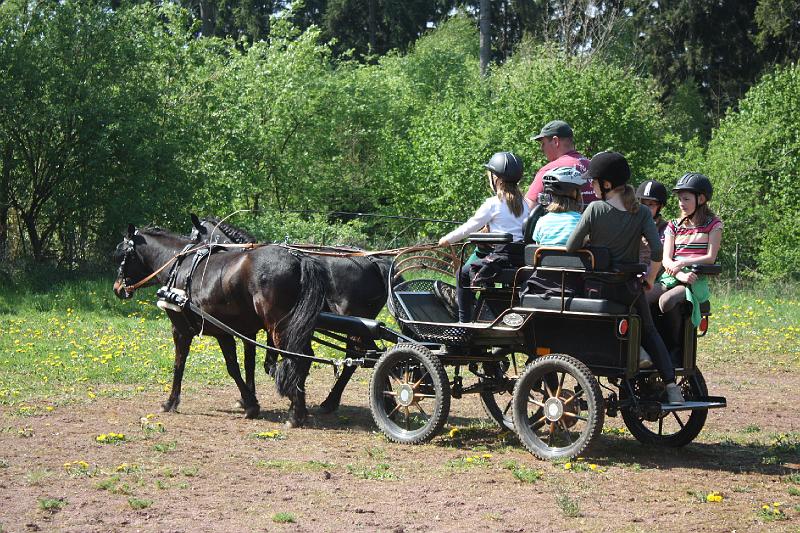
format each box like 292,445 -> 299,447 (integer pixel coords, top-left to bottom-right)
284,417 -> 305,429
233,399 -> 245,410
317,401 -> 338,415
161,402 -> 176,413
245,405 -> 261,419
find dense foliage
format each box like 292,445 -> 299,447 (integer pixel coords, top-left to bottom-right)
0,0 -> 798,280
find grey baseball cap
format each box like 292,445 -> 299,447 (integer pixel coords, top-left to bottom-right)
532,120 -> 574,141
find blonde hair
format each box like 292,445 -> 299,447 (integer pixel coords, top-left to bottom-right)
493,175 -> 525,217
546,193 -> 581,214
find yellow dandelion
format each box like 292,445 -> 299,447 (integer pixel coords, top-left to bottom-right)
762,504 -> 770,510
448,428 -> 460,438
589,464 -> 598,471
482,453 -> 492,459
564,462 -> 572,470
465,457 -> 474,463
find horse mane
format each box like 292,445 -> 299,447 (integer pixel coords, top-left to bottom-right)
202,216 -> 258,244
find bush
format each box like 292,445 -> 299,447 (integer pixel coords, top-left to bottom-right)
703,64 -> 800,280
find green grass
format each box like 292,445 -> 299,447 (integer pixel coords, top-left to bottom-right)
346,462 -> 397,480
271,512 -> 295,524
37,497 -> 66,512
0,273 -> 798,408
128,497 -> 153,510
556,493 -> 580,518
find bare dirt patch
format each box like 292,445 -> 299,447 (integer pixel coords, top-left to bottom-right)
1,366 -> 799,532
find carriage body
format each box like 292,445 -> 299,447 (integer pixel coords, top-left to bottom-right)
366,238 -> 726,459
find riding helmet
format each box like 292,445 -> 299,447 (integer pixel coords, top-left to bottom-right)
484,152 -> 524,183
673,172 -> 713,201
582,151 -> 630,188
636,180 -> 668,205
542,166 -> 586,196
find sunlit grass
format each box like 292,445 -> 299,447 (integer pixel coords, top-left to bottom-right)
0,274 -> 798,406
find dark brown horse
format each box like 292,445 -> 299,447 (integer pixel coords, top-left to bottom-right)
190,214 -> 395,413
113,224 -> 326,426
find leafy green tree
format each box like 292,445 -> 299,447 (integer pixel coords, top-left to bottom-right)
754,0 -> 800,64
703,64 -> 800,280
626,0 -> 763,131
0,1 -> 197,263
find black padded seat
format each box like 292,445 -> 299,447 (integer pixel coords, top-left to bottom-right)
495,268 -> 533,286
521,293 -> 629,314
699,300 -> 711,314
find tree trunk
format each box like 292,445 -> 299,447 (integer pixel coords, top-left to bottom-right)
199,0 -> 216,37
0,142 -> 10,263
368,0 -> 378,55
480,0 -> 491,76
21,211 -> 44,262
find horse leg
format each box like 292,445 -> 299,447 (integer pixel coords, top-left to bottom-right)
318,335 -> 374,414
217,334 -> 260,419
234,340 -> 258,410
162,327 -> 192,413
276,342 -> 313,428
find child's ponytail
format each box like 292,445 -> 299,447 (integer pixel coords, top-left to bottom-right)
621,184 -> 640,214
496,179 -> 525,217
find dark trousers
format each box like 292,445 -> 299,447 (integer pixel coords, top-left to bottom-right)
604,280 -> 676,384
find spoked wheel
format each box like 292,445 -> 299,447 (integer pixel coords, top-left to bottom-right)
512,354 -> 604,460
621,369 -> 708,447
369,343 -> 450,444
479,352 -> 530,430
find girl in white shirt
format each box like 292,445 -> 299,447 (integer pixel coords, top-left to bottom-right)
439,152 -> 530,321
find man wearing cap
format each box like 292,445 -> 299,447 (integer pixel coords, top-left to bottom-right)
525,120 -> 595,209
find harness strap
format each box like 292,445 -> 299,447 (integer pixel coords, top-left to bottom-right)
125,242 -> 260,294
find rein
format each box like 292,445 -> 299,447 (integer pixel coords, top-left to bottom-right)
277,242 -> 440,258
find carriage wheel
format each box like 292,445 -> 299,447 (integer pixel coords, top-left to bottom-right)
479,352 -> 530,431
369,343 -> 450,445
621,369 -> 708,447
512,354 -> 604,460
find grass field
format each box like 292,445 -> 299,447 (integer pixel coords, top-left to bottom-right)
1,273 -> 798,408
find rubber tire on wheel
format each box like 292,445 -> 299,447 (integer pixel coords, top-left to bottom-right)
369,343 -> 450,444
479,354 -> 528,431
512,354 -> 604,460
621,369 -> 708,447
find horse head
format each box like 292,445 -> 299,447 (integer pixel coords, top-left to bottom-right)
189,213 -> 258,245
113,224 -> 145,299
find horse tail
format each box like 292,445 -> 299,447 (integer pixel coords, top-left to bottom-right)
274,255 -> 326,397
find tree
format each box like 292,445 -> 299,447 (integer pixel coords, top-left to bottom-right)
754,0 -> 800,64
626,0 -> 763,131
0,1 -> 196,263
703,64 -> 800,280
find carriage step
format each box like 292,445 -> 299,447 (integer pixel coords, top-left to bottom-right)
660,396 -> 727,412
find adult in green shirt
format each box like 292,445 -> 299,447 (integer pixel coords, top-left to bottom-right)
565,152 -> 684,404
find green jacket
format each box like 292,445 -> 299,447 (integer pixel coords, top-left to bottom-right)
657,270 -> 710,327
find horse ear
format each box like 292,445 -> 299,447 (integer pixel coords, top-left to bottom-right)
127,224 -> 136,238
190,213 -> 201,230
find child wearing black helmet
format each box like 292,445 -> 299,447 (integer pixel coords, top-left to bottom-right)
652,173 -> 723,346
438,152 -> 530,322
636,180 -> 669,291
565,152 -> 684,403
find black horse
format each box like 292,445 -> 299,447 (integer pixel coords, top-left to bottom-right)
189,214 -> 394,413
113,224 -> 326,426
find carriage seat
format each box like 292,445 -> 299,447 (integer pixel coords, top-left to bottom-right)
466,232 -> 531,288
520,293 -> 629,314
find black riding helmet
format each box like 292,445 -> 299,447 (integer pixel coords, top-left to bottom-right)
636,180 -> 668,205
583,151 -> 630,199
484,152 -> 524,183
673,172 -> 713,201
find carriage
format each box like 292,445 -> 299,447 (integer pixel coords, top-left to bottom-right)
312,228 -> 726,460
121,214 -> 726,460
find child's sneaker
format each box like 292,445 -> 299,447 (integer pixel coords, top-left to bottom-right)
638,347 -> 654,369
665,382 -> 685,404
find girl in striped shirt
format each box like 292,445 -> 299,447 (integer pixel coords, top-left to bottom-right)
653,173 -> 723,347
